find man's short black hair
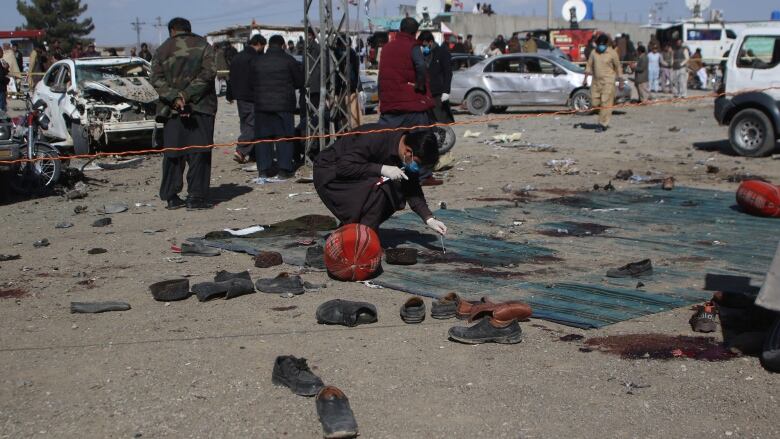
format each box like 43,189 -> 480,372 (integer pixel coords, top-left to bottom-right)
417,31 -> 434,43
596,34 -> 610,45
248,34 -> 266,46
268,35 -> 285,47
638,45 -> 647,54
467,34 -> 472,38
400,17 -> 419,35
168,17 -> 192,33
404,130 -> 440,168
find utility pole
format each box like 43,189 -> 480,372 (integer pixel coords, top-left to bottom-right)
547,0 -> 553,29
131,17 -> 146,48
153,16 -> 165,46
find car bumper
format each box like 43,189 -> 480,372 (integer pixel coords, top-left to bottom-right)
714,96 -> 734,125
103,120 -> 161,134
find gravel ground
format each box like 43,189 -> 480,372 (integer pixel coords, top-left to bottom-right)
1,92 -> 779,439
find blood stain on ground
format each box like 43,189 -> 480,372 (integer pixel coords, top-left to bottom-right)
0,288 -> 29,299
559,334 -> 585,342
271,306 -> 298,311
459,267 -> 528,279
584,334 -> 738,361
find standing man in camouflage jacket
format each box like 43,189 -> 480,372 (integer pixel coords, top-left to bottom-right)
151,17 -> 217,210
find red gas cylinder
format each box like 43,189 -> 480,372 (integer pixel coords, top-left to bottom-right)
736,180 -> 780,218
324,224 -> 384,281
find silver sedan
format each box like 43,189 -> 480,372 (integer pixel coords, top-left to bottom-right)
449,54 -> 632,115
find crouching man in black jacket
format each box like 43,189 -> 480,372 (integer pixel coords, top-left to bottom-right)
249,35 -> 304,181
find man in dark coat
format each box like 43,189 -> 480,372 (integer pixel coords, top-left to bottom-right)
249,35 -> 304,181
313,126 -> 447,235
227,34 -> 265,163
150,17 -> 217,210
139,43 -> 153,62
418,31 -> 454,126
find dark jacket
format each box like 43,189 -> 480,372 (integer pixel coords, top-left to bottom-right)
227,47 -> 259,102
378,32 -> 434,114
635,53 -> 649,83
150,32 -> 217,117
250,46 -> 304,113
425,44 -> 453,96
335,47 -> 360,95
313,124 -> 433,223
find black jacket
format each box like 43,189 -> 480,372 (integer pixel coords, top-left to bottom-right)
426,44 -> 453,96
227,47 -> 259,102
250,46 -> 304,113
313,124 -> 433,223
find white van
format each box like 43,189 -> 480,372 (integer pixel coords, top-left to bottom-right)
714,28 -> 780,156
655,20 -> 737,63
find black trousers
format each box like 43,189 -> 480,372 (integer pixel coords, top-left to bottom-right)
236,100 -> 255,156
359,185 -> 397,230
254,111 -> 295,175
159,113 -> 214,201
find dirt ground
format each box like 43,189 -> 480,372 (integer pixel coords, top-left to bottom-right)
1,92 -> 779,439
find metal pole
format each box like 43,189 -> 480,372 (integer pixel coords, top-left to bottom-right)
547,0 -> 553,30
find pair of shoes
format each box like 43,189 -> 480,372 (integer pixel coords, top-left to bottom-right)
690,301 -> 718,333
316,299 -> 377,326
400,297 -> 425,324
420,177 -> 444,187
456,296 -> 532,322
165,196 -> 186,210
186,198 -> 213,210
606,259 -> 652,278
448,318 -> 524,344
272,356 -> 359,438
255,273 -> 305,295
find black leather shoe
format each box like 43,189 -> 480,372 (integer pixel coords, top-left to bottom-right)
316,299 -> 377,327
431,292 -> 460,320
448,318 -> 523,344
214,270 -> 252,283
272,355 -> 324,396
316,386 -> 359,439
186,198 -> 213,210
400,297 -> 426,324
606,259 -> 653,278
166,196 -> 186,210
192,278 -> 255,301
255,273 -> 305,295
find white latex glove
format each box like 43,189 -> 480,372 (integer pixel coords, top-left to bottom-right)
380,165 -> 408,181
440,92 -> 450,102
426,217 -> 448,235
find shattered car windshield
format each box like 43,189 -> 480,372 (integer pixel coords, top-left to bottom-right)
75,62 -> 149,83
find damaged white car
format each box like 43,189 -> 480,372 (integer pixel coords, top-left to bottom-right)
33,57 -> 161,154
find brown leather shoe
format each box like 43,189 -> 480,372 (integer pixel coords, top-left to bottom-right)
458,298 -> 532,322
455,297 -> 495,320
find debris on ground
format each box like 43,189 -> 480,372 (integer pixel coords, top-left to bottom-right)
0,288 -> 29,299
726,173 -> 769,183
87,248 -> 108,255
70,301 -> 131,313
463,130 -> 481,138
0,254 -> 21,261
224,225 -> 265,236
33,239 -> 50,248
545,159 -> 579,175
95,157 -> 144,170
615,169 -> 634,180
74,205 -> 88,214
55,221 -> 74,229
669,126 -> 681,132
65,182 -> 89,200
97,203 -> 129,214
492,133 -> 523,143
92,218 -> 112,227
662,176 -> 675,190
706,165 -> 720,174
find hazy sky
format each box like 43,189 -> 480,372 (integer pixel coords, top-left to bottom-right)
2,0 -> 779,46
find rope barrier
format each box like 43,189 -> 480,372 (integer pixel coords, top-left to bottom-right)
1,86 -> 775,166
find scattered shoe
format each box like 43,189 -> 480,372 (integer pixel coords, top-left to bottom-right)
97,203 -> 128,214
455,297 -> 494,320
180,242 -> 221,257
70,301 -> 131,313
466,301 -> 532,323
400,297 -> 426,324
690,301 -> 718,333
662,176 -> 675,191
385,247 -> 418,265
316,386 -> 359,439
271,355 -> 324,396
165,196 -> 186,210
595,125 -> 608,133
192,278 -> 255,301
92,217 -> 112,227
0,254 -> 21,261
214,270 -> 252,283
448,318 -> 523,344
255,251 -> 284,268
255,273 -> 305,295
606,259 -> 653,278
431,292 -> 461,319
186,198 -> 214,210
420,177 -> 444,187
149,278 -> 191,301
305,245 -> 326,269
316,299 -> 378,327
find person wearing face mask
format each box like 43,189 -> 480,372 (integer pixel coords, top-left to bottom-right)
313,127 -> 447,235
417,31 -> 454,144
583,33 -> 624,133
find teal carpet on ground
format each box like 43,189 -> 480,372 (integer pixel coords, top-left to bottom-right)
198,187 -> 779,329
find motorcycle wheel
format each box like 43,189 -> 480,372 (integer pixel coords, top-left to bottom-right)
9,142 -> 62,195
434,126 -> 456,155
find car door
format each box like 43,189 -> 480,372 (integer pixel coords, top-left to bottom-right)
524,57 -> 572,105
482,56 -> 532,105
731,35 -> 780,101
33,64 -> 65,139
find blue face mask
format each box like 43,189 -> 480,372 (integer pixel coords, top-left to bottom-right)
597,44 -> 607,53
422,46 -> 431,55
403,157 -> 421,174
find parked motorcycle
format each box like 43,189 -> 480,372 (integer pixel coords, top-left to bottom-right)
0,96 -> 62,195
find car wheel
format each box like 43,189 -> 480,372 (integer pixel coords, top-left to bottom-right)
466,90 -> 492,116
71,121 -> 91,155
569,89 -> 592,112
492,106 -> 508,114
433,126 -> 456,154
729,108 -> 777,157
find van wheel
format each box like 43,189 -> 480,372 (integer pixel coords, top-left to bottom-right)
466,90 -> 492,116
729,108 -> 777,157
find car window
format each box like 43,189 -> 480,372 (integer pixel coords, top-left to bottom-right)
737,36 -> 780,69
487,58 -> 525,73
75,61 -> 150,83
43,65 -> 62,87
536,39 -> 552,50
687,29 -> 722,41
726,29 -> 737,39
58,66 -> 72,88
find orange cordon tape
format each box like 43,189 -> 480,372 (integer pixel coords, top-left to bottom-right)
1,86 -> 776,165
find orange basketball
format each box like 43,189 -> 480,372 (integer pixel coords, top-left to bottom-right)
324,224 -> 384,281
736,180 -> 780,218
